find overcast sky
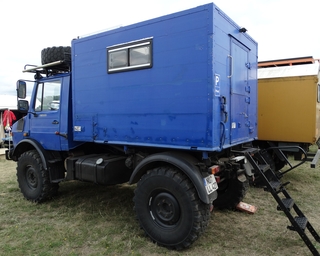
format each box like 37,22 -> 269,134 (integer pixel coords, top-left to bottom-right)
1,0 -> 319,96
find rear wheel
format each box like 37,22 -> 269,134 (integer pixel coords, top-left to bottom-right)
17,150 -> 58,203
133,166 -> 210,250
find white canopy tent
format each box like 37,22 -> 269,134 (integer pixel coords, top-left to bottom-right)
0,95 -> 18,110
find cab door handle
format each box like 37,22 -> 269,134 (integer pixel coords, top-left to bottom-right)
52,120 -> 59,124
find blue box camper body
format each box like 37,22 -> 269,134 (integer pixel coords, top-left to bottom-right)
72,3 -> 258,151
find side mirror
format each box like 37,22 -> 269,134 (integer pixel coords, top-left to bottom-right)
16,80 -> 27,99
17,100 -> 29,113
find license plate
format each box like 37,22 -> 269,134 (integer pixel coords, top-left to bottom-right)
203,174 -> 218,195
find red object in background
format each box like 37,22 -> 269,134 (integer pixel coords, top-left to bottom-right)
3,109 -> 16,127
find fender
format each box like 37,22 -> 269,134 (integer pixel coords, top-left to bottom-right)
12,138 -> 51,170
129,151 -> 217,204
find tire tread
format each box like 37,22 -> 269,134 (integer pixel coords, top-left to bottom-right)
17,150 -> 58,203
133,166 -> 210,250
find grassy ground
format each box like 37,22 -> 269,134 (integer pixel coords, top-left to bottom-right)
1,154 -> 320,256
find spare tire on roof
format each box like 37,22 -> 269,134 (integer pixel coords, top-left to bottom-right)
41,46 -> 71,65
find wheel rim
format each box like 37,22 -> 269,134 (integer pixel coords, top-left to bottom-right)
26,166 -> 38,190
149,192 -> 181,227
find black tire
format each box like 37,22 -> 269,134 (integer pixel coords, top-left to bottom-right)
213,176 -> 249,210
17,150 -> 57,203
133,166 -> 210,250
41,46 -> 71,65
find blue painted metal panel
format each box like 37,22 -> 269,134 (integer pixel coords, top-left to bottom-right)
71,3 -> 258,151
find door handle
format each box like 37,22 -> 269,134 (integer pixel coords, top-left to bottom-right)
228,55 -> 233,78
52,120 -> 59,124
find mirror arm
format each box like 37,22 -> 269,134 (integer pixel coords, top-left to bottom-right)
29,111 -> 38,117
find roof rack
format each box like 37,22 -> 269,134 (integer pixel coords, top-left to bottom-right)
23,60 -> 70,78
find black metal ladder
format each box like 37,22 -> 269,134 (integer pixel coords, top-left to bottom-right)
238,147 -> 320,256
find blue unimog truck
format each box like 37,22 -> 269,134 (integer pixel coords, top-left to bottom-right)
6,2 -> 320,254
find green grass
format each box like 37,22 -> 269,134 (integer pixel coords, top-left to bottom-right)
1,155 -> 320,256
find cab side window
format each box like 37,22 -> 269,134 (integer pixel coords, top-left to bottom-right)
35,80 -> 61,111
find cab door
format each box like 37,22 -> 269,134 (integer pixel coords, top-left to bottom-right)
29,79 -> 62,150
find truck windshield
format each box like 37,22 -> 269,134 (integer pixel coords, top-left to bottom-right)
35,80 -> 61,111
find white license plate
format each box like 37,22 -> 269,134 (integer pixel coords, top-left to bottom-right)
203,174 -> 218,195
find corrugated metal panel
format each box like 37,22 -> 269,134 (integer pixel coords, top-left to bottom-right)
258,62 -> 319,79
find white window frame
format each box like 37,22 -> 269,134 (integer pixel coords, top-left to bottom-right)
107,38 -> 153,73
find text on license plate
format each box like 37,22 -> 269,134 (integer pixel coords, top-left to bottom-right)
203,174 -> 218,195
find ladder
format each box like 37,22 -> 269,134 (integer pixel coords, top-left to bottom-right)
239,147 -> 320,256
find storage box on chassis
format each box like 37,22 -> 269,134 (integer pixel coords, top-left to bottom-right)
66,155 -> 132,185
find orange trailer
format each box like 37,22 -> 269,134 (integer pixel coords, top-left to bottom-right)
256,57 -> 320,167
258,61 -> 320,143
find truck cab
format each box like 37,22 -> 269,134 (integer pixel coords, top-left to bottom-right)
12,62 -> 82,155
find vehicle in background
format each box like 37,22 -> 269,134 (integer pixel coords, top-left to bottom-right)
256,56 -> 320,170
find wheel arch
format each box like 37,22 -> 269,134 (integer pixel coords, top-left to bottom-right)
13,139 -> 50,170
129,151 -> 214,204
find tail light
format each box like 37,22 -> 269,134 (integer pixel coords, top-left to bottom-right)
208,165 -> 220,175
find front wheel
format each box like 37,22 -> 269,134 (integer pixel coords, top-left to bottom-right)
17,150 -> 58,203
133,166 -> 210,250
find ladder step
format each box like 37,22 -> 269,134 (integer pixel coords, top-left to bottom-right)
264,181 -> 290,192
288,216 -> 308,231
269,181 -> 282,191
277,198 -> 294,211
232,147 -> 259,154
259,164 -> 270,172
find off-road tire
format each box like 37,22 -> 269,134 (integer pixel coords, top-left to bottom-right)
41,46 -> 71,65
133,166 -> 210,250
213,177 -> 249,210
17,150 -> 57,203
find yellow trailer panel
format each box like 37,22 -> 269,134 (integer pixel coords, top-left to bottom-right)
258,62 -> 320,144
